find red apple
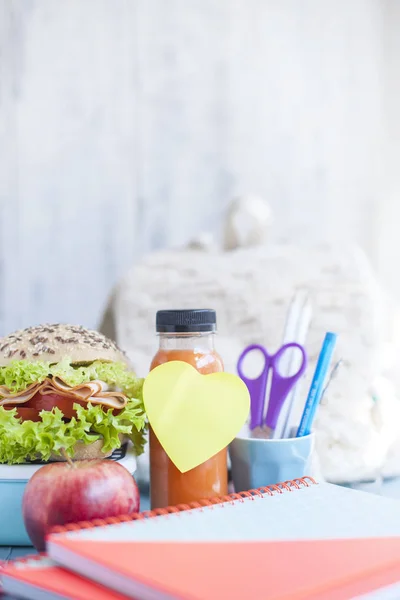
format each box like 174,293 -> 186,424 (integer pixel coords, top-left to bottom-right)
22,459 -> 140,551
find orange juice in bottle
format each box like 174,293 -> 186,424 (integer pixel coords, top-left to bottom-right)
149,309 -> 228,509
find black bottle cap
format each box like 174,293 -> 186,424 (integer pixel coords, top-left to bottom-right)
156,309 -> 217,333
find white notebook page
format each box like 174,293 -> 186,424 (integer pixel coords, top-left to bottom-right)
52,482 -> 400,544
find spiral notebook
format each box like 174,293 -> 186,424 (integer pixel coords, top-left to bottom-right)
45,478 -> 400,599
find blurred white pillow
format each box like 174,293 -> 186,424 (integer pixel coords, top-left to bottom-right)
100,201 -> 400,484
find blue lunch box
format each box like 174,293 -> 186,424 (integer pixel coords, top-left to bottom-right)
0,446 -> 137,546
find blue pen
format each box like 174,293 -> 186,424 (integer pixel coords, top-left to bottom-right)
297,332 -> 337,437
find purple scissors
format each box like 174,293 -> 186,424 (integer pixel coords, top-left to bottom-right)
237,343 -> 307,433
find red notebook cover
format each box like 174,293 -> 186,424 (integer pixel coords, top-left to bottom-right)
1,554 -> 128,600
47,538 -> 400,600
3,542 -> 400,600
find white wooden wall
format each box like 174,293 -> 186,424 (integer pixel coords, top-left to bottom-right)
0,0 -> 397,336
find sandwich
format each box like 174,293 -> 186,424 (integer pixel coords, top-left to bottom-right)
0,324 -> 146,464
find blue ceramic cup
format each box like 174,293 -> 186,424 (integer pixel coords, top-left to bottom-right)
229,432 -> 315,492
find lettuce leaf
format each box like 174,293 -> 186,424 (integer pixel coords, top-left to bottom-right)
49,359 -> 143,398
73,401 -> 147,454
0,361 -> 50,393
0,398 -> 147,464
0,359 -> 143,398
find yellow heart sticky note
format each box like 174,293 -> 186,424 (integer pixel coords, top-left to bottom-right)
143,361 -> 250,473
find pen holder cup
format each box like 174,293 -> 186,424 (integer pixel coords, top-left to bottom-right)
229,433 -> 315,492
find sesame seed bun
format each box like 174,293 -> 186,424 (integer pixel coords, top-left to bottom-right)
0,324 -> 128,367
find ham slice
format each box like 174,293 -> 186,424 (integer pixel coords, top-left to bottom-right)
0,377 -> 128,409
47,378 -> 127,409
0,383 -> 43,405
